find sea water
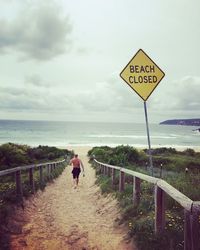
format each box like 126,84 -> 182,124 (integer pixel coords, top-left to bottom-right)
0,119 -> 199,149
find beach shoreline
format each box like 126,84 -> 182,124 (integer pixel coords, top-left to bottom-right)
65,145 -> 93,156
64,144 -> 200,155
1,120 -> 200,151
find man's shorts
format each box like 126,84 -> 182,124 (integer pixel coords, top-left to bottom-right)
72,168 -> 81,179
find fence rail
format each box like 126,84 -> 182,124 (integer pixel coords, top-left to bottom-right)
94,159 -> 200,250
0,159 -> 66,198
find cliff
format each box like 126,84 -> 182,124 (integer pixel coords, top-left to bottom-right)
160,118 -> 200,126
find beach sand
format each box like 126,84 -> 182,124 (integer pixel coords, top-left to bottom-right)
66,145 -> 93,156
11,145 -> 136,250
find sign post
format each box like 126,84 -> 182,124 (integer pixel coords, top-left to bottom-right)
144,101 -> 154,175
120,49 -> 165,176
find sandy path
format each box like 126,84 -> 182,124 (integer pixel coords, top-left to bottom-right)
11,148 -> 136,250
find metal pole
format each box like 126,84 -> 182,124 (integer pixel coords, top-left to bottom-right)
144,101 -> 154,176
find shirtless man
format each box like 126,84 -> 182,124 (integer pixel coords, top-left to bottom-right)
69,154 -> 85,188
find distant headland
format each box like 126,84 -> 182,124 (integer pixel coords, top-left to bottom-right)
160,118 -> 200,126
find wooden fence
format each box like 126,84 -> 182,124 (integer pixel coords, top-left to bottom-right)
94,159 -> 200,250
0,159 -> 66,199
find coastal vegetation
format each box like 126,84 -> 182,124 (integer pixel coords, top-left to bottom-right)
0,143 -> 70,170
88,145 -> 200,250
0,143 -> 72,249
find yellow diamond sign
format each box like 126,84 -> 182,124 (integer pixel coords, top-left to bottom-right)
120,49 -> 165,101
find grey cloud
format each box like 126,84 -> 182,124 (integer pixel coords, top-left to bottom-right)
76,74 -> 200,118
150,76 -> 200,112
76,47 -> 89,55
25,74 -> 50,88
0,0 -> 16,2
174,77 -> 200,110
74,73 -> 142,113
108,73 -> 142,109
0,84 -> 73,112
0,87 -> 23,97
0,88 -> 44,110
0,2 -> 72,60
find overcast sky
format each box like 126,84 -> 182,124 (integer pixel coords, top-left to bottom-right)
0,0 -> 200,123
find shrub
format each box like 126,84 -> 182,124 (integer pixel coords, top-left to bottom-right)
89,145 -> 141,167
91,145 -> 200,250
0,143 -> 71,171
182,148 -> 195,156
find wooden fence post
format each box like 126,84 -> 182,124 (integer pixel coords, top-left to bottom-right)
99,163 -> 102,174
105,166 -> 108,175
29,168 -> 35,193
15,170 -> 23,199
39,166 -> 43,185
191,202 -> 200,250
184,209 -> 192,250
103,166 -> 107,175
133,176 -> 141,206
119,169 -> 125,192
112,168 -> 116,186
102,165 -> 104,174
47,164 -> 50,178
50,164 -> 53,173
98,164 -> 101,174
155,185 -> 165,234
107,167 -> 111,177
184,202 -> 200,250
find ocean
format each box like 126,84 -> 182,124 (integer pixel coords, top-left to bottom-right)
0,119 -> 199,150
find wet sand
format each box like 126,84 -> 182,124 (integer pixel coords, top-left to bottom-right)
11,146 -> 136,250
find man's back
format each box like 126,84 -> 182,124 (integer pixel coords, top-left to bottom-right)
71,157 -> 81,168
